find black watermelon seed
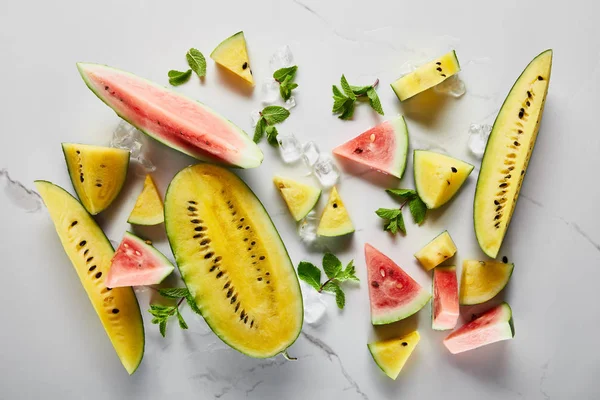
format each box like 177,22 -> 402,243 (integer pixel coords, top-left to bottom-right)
526,101 -> 531,107
514,141 -> 520,146
87,257 -> 93,263
496,206 -> 502,212
188,200 -> 197,204
518,109 -> 524,119
216,271 -> 224,278
204,252 -> 214,259
333,203 -> 338,208
436,67 -> 442,72
95,272 -> 102,279
244,316 -> 248,324
502,256 -> 508,263
240,218 -> 245,222
71,221 -> 78,227
505,175 -> 512,179
266,281 -> 270,284
371,281 -> 379,288
231,295 -> 237,304
188,206 -> 197,211
451,167 -> 457,173
224,281 -> 231,289
200,239 -> 210,245
538,76 -> 543,81
494,215 -> 501,220
112,309 -> 119,314
402,342 -> 408,347
84,249 -> 89,256
447,180 -> 451,185
251,241 -> 256,245
104,86 -> 109,90
80,176 -> 84,182
508,166 -> 514,171
191,219 -> 200,223
237,225 -> 243,229
353,148 -> 364,154
441,74 -> 446,77
193,234 -> 202,239
210,265 -> 217,272
518,129 -> 523,134
499,183 -> 508,188
89,265 -> 96,272
494,200 -> 500,205
242,62 -> 248,70
258,277 -> 263,281
214,256 -> 222,262
235,302 -> 240,312
259,256 -> 265,260
245,226 -> 250,230
243,238 -> 248,241
106,287 -> 112,291
227,288 -> 233,298
194,226 -> 204,232
265,272 -> 270,276
250,320 -> 254,328
436,62 -> 441,65
521,170 -> 525,175
240,310 -> 246,319
79,240 -> 87,247
96,183 -> 102,187
527,91 -> 532,98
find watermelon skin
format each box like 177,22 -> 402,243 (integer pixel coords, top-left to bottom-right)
77,63 -> 263,169
332,116 -> 409,179
432,266 -> 459,330
365,244 -> 431,325
105,232 -> 175,288
443,302 -> 515,354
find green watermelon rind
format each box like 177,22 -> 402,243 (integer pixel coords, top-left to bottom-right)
371,289 -> 432,326
367,343 -> 395,379
76,62 -> 263,169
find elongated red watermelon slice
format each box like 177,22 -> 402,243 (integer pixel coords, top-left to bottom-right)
333,116 -> 408,179
365,244 -> 431,325
77,63 -> 263,169
432,266 -> 459,330
443,302 -> 515,354
105,232 -> 175,288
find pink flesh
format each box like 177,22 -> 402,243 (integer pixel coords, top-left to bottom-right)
365,244 -> 424,319
333,120 -> 396,175
105,236 -> 171,288
443,304 -> 509,354
433,268 -> 459,329
84,66 -> 245,163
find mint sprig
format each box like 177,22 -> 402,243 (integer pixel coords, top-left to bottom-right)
186,48 -> 207,78
168,69 -> 192,86
253,106 -> 290,145
376,189 -> 427,235
332,75 -> 384,120
297,253 -> 359,309
148,287 -> 201,337
273,66 -> 298,101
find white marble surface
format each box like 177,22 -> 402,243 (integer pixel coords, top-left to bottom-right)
1,0 -> 599,398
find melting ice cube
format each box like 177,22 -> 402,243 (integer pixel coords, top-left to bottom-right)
300,281 -> 327,325
284,96 -> 296,110
298,210 -> 319,244
434,75 -> 466,98
278,133 -> 303,163
0,169 -> 43,213
313,155 -> 340,188
111,121 -> 156,173
269,45 -> 294,72
467,124 -> 492,158
261,79 -> 280,106
302,141 -> 320,168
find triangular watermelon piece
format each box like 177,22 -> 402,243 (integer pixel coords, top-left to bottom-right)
365,244 -> 431,325
128,174 -> 164,225
368,331 -> 420,380
105,232 -> 175,288
273,176 -> 321,221
333,116 -> 409,178
317,187 -> 354,237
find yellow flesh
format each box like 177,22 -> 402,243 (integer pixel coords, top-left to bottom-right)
164,165 -> 302,357
368,331 -> 420,380
317,187 -> 354,237
414,150 -> 474,209
128,174 -> 164,225
62,144 -> 129,215
460,260 -> 514,305
391,51 -> 460,101
210,31 -> 254,85
35,181 -> 144,374
474,50 -> 553,258
273,176 -> 321,221
414,231 -> 457,271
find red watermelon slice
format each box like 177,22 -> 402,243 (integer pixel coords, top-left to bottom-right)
432,266 -> 459,330
443,302 -> 515,354
333,116 -> 408,178
365,244 -> 431,325
105,232 -> 175,288
77,63 -> 263,169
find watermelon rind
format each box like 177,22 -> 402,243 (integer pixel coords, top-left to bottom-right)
372,289 -> 431,325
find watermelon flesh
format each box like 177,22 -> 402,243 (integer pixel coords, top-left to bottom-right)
77,63 -> 263,169
432,266 -> 459,330
365,244 -> 431,325
333,116 -> 409,179
105,232 -> 175,288
443,302 -> 515,354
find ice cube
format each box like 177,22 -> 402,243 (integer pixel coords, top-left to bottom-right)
250,109 -> 262,128
0,169 -> 43,213
397,61 -> 418,77
302,141 -> 320,168
313,155 -> 340,188
278,133 -> 303,163
467,124 -> 493,158
261,78 -> 280,106
298,210 -> 318,244
300,281 -> 327,325
284,96 -> 296,110
269,45 -> 294,72
111,121 -> 156,173
434,75 -> 466,98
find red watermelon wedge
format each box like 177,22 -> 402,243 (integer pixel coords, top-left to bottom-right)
443,302 -> 515,354
365,244 -> 431,325
77,63 -> 263,169
105,232 -> 175,288
432,266 -> 459,330
333,116 -> 408,178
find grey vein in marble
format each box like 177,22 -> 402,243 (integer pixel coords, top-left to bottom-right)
571,223 -> 600,252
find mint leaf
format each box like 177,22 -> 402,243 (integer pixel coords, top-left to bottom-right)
339,260 -> 359,282
350,84 -> 372,95
185,293 -> 202,315
375,208 -> 401,220
339,99 -> 356,120
186,48 -> 206,78
332,85 -> 344,98
265,125 -> 279,146
332,96 -> 347,113
176,309 -> 188,330
367,87 -> 384,115
396,212 -> 406,234
298,261 -> 321,291
279,76 -> 298,101
321,280 -> 339,293
159,320 -> 167,337
158,287 -> 190,299
384,217 -> 398,235
273,66 -> 297,82
168,69 -> 192,86
334,285 -> 345,309
253,117 -> 266,143
340,75 -> 356,99
261,106 -> 290,125
386,188 -> 417,200
409,196 -> 427,225
323,252 -> 342,279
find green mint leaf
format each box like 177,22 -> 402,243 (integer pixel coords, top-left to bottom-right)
396,213 -> 406,234
297,261 -> 321,291
176,309 -> 188,330
253,117 -> 266,143
332,96 -> 348,113
339,99 -> 356,120
273,65 -> 297,82
158,287 -> 190,299
384,217 -> 398,235
151,317 -> 162,324
261,106 -> 290,125
186,48 -> 206,78
386,188 -> 417,200
367,87 -> 384,115
334,285 -> 346,309
409,196 -> 427,225
350,84 -> 372,95
332,85 -> 345,98
340,75 -> 356,100
340,260 -> 360,282
321,280 -> 339,294
323,253 -> 342,279
159,320 -> 167,337
265,125 -> 279,146
168,69 -> 192,86
375,208 -> 402,220
280,77 -> 298,101
185,293 -> 202,316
